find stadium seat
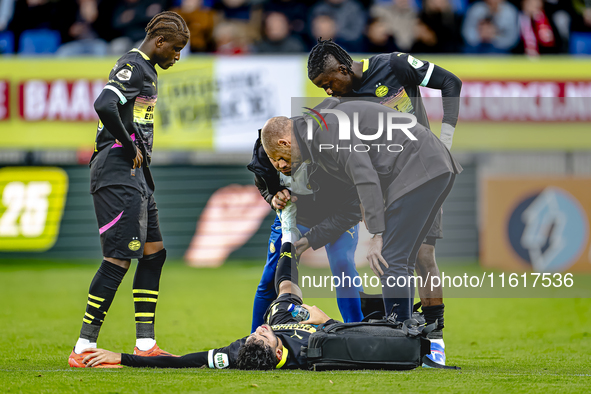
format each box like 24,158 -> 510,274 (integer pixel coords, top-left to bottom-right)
0,30 -> 14,54
18,29 -> 61,55
569,32 -> 591,55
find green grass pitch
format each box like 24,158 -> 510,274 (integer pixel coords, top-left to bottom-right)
1,259 -> 590,393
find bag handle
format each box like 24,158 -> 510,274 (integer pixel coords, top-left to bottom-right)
323,321 -> 400,333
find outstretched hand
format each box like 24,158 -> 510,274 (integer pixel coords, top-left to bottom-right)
294,237 -> 310,256
367,235 -> 389,277
299,303 -> 330,325
271,189 -> 291,210
82,348 -> 122,367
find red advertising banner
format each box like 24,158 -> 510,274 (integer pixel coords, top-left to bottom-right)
421,81 -> 591,122
18,79 -> 105,122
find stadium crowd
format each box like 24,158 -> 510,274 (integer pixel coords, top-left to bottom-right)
0,0 -> 590,55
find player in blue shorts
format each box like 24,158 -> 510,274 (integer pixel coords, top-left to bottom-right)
247,129 -> 364,331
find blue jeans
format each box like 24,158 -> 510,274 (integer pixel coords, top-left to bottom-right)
251,216 -> 364,332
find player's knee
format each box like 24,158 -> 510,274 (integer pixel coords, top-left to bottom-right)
329,257 -> 354,276
104,257 -> 131,270
143,241 -> 164,256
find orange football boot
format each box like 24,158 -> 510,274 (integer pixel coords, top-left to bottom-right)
68,349 -> 122,368
133,343 -> 178,357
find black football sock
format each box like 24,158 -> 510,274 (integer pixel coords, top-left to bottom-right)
274,242 -> 298,294
422,303 -> 445,332
79,260 -> 128,342
133,248 -> 166,340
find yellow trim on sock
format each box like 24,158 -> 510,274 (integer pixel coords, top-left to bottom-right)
85,312 -> 95,320
88,294 -> 105,302
134,297 -> 158,303
135,312 -> 155,317
87,300 -> 101,308
136,321 -> 153,324
133,289 -> 159,295
83,318 -> 92,324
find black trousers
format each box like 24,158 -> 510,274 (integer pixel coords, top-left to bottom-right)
380,172 -> 456,321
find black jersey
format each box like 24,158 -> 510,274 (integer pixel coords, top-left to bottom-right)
346,52 -> 435,129
121,294 -> 315,370
206,294 -> 312,370
90,48 -> 158,195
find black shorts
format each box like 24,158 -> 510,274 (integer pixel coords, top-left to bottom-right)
93,185 -> 162,259
263,293 -> 303,326
424,207 -> 443,245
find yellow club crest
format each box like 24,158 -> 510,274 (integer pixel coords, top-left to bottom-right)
375,85 -> 389,97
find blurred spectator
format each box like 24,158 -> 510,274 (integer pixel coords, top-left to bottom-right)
57,0 -> 109,56
369,0 -> 417,52
310,0 -> 367,52
364,18 -> 397,53
255,11 -> 305,53
540,0 -> 570,52
412,0 -> 463,53
110,0 -> 168,54
0,0 -> 15,31
8,0 -> 78,52
213,20 -> 250,53
213,0 -> 262,44
571,0 -> 591,32
309,13 -> 338,47
517,0 -> 562,55
264,0 -> 309,38
462,0 -> 520,53
172,0 -> 215,52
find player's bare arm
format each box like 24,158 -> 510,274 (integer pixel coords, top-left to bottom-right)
367,234 -> 389,277
299,303 -> 331,325
82,348 -> 122,367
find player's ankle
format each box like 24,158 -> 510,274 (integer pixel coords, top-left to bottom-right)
74,338 -> 97,354
136,338 -> 156,351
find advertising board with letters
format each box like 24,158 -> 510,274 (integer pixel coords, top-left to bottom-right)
0,56 -> 590,151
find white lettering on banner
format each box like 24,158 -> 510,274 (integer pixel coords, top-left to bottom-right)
24,80 -> 47,121
70,80 -> 93,120
0,81 -> 8,120
20,79 -> 104,121
47,80 -> 69,120
420,81 -> 591,122
214,57 -> 303,151
0,181 -> 52,238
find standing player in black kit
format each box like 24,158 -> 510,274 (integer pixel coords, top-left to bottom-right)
307,39 -> 463,366
68,11 -> 189,368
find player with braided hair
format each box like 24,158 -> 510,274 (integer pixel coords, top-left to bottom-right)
306,38 -> 463,367
308,38 -> 354,82
145,10 -> 190,42
68,11 -> 188,368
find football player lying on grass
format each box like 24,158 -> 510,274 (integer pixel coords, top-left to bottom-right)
82,242 -> 335,370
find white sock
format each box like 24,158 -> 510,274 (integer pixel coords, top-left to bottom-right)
74,338 -> 97,354
136,338 -> 156,351
430,338 -> 445,349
